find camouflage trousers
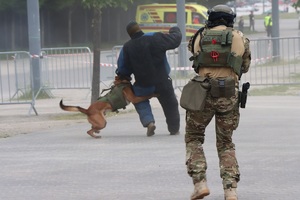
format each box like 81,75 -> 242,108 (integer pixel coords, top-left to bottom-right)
185,90 -> 240,189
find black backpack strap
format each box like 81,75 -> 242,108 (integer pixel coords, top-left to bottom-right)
189,27 -> 205,54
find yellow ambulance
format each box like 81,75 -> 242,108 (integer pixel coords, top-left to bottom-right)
135,3 -> 208,37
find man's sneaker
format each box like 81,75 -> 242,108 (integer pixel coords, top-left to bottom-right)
224,188 -> 237,200
170,131 -> 180,135
190,180 -> 210,200
146,122 -> 156,137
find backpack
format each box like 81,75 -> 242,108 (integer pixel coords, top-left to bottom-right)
190,28 -> 243,77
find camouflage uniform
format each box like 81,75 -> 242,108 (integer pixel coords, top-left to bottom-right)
185,25 -> 251,189
185,87 -> 240,187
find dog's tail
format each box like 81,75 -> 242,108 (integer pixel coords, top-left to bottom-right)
59,99 -> 88,115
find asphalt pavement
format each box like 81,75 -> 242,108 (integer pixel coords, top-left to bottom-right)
1,95 -> 300,200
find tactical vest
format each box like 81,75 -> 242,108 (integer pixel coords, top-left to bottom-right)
190,27 -> 243,77
97,83 -> 129,112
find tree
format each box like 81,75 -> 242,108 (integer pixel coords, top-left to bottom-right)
292,0 -> 300,11
195,0 -> 228,8
129,0 -> 228,8
82,0 -> 134,103
0,0 -> 27,49
0,0 -> 47,50
42,0 -> 81,46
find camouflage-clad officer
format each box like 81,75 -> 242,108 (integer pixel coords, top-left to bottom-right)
185,5 -> 251,200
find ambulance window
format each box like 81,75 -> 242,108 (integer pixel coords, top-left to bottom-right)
164,12 -> 177,23
164,12 -> 187,23
192,12 -> 205,24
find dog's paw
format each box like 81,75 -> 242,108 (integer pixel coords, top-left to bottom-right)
87,131 -> 101,139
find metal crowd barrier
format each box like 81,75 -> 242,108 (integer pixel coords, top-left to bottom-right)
0,47 -> 92,115
1,37 -> 299,115
0,51 -> 37,115
40,47 -> 92,90
112,36 -> 300,90
241,37 -> 300,86
178,38 -> 300,88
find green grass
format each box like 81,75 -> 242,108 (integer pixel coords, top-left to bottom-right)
242,12 -> 298,20
291,72 -> 300,80
250,72 -> 300,96
250,84 -> 300,96
12,89 -> 53,100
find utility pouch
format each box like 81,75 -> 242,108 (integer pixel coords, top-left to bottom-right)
180,76 -> 210,111
210,77 -> 235,98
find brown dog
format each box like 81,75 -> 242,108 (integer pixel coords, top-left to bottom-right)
59,77 -> 156,138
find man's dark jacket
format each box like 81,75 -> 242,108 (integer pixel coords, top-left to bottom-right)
117,27 -> 182,87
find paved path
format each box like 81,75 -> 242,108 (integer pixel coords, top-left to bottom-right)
1,95 -> 300,200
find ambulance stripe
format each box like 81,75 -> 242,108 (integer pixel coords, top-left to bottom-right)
140,5 -> 198,12
140,26 -> 197,35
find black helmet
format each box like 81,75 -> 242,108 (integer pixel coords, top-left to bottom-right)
206,5 -> 236,27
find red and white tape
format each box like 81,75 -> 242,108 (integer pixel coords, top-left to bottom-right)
98,63 -> 192,71
253,56 -> 272,63
30,54 -> 43,58
171,66 -> 193,71
100,63 -> 117,67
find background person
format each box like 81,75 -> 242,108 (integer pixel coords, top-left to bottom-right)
264,12 -> 273,37
193,14 -> 200,24
249,11 -> 255,31
185,4 -> 251,200
238,16 -> 244,32
116,21 -> 182,137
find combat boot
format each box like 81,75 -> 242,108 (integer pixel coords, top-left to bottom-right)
190,179 -> 210,200
224,188 -> 237,200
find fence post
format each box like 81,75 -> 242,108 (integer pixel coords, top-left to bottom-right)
27,0 -> 42,95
